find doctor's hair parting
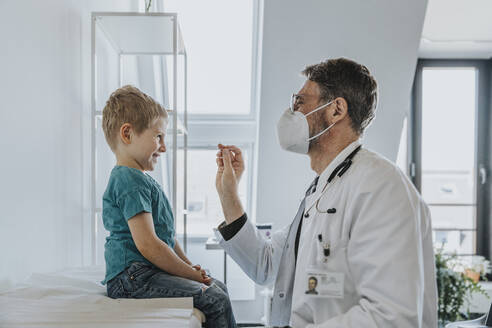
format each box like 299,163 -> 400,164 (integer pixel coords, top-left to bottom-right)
102,85 -> 167,151
302,58 -> 378,135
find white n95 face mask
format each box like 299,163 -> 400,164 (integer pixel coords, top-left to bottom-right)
276,100 -> 335,154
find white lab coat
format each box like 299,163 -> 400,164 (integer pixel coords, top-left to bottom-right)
215,140 -> 438,328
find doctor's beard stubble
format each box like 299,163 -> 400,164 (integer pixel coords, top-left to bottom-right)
308,108 -> 330,152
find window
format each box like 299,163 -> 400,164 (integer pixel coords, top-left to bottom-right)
160,0 -> 262,240
163,0 -> 255,116
175,147 -> 251,237
422,68 -> 476,255
410,59 -> 492,257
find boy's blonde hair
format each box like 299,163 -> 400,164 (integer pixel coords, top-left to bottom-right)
102,85 -> 167,151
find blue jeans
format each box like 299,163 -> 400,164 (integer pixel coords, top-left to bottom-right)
107,262 -> 237,328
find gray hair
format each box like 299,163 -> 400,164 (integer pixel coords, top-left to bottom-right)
302,58 -> 378,135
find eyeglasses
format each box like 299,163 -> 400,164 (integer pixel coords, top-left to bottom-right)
290,93 -> 332,113
290,93 -> 327,113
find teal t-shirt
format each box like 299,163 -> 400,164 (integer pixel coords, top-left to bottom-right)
101,166 -> 175,285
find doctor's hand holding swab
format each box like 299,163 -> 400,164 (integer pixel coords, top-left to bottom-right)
215,144 -> 245,224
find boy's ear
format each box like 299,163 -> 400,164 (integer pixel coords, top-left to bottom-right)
120,123 -> 133,145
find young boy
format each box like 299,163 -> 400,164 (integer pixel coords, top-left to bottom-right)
101,85 -> 236,328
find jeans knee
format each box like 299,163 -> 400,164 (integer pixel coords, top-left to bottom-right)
205,285 -> 231,307
212,279 -> 228,293
197,285 -> 236,328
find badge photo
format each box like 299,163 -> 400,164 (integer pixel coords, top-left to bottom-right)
305,267 -> 344,299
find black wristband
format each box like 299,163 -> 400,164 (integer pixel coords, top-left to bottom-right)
218,213 -> 247,241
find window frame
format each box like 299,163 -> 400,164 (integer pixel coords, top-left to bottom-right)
162,0 -> 262,120
410,58 -> 492,257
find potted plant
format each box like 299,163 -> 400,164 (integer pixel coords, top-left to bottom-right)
435,247 -> 488,327
464,256 -> 491,283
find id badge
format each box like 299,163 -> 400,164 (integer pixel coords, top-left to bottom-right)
304,267 -> 344,299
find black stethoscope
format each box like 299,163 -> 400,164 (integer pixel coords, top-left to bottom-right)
304,145 -> 362,218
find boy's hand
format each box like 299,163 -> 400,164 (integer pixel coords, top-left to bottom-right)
191,267 -> 212,285
192,264 -> 209,278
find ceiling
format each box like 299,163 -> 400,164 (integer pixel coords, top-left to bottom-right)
419,0 -> 492,58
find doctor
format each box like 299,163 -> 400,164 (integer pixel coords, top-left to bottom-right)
214,58 -> 437,327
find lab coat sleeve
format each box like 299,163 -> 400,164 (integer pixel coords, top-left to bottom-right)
214,218 -> 290,285
309,167 -> 431,328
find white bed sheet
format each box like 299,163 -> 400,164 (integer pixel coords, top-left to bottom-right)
0,266 -> 204,328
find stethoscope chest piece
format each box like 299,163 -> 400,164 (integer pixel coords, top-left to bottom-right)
304,207 -> 336,218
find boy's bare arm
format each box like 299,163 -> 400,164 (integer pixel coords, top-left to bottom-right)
127,212 -> 210,284
174,238 -> 209,278
173,239 -> 191,265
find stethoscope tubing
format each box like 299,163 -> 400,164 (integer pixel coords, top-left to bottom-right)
304,145 -> 362,217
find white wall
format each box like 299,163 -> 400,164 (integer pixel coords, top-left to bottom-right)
0,0 -> 135,290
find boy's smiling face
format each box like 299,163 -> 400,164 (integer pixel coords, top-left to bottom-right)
119,116 -> 167,172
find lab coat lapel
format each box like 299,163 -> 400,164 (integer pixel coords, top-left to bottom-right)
270,174 -> 322,325
270,195 -> 305,326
